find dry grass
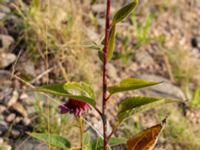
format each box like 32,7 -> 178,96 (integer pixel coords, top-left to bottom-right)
11,0 -> 99,147
167,46 -> 200,86
14,0 -> 98,85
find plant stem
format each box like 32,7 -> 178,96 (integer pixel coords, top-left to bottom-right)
102,0 -> 110,149
79,117 -> 84,150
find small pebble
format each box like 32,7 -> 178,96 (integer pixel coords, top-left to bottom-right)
15,117 -> 23,123
11,129 -> 20,138
23,117 -> 31,126
0,105 -> 6,113
0,138 -> 3,144
5,113 -> 16,122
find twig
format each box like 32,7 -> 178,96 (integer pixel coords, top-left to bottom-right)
30,68 -> 53,84
11,50 -> 22,77
102,0 -> 111,149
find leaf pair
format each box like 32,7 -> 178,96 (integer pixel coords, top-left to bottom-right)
29,118 -> 166,150
107,78 -> 179,123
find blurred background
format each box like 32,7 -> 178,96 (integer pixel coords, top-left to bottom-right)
0,0 -> 200,149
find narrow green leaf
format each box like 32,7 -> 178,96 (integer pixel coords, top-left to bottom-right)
83,132 -> 92,150
28,132 -> 71,149
108,25 -> 116,61
191,88 -> 200,107
108,78 -> 160,95
34,84 -> 67,96
113,0 -> 138,24
108,137 -> 127,148
92,137 -> 127,150
143,14 -> 154,38
118,96 -> 179,122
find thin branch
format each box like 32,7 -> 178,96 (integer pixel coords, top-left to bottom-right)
30,68 -> 53,84
107,122 -> 120,140
102,0 -> 111,149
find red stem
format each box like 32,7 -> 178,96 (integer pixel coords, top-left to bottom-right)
102,0 -> 110,149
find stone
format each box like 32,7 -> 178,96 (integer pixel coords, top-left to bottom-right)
0,144 -> 12,150
138,74 -> 185,100
0,105 -> 6,113
0,118 -> 8,135
0,138 -> 3,144
11,129 -> 20,138
135,50 -> 155,67
12,103 -> 27,117
0,87 -> 12,104
23,117 -> 31,126
22,60 -> 36,77
0,53 -> 16,68
0,70 -> 10,78
20,93 -> 29,100
15,117 -> 23,123
7,90 -> 19,107
0,12 -> 6,20
0,34 -> 14,50
5,113 -> 16,122
0,5 -> 11,14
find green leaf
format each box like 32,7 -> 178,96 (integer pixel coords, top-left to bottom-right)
113,0 -> 138,24
35,82 -> 96,107
191,88 -> 200,107
108,78 -> 160,95
118,96 -> 178,122
108,137 -> 127,148
34,84 -> 67,96
108,25 -> 116,61
28,132 -> 71,149
64,82 -> 96,106
64,82 -> 95,99
92,137 -> 127,150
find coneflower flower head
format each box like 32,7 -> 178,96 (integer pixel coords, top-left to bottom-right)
59,98 -> 90,117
